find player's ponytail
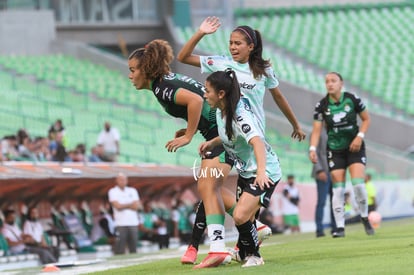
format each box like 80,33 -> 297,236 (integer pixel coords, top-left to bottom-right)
206,69 -> 241,140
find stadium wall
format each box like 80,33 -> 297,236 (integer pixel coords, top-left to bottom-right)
0,10 -> 55,55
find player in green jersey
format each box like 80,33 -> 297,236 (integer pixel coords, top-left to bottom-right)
309,72 -> 374,237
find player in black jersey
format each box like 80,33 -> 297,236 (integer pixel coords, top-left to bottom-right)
128,39 -> 235,268
309,72 -> 374,237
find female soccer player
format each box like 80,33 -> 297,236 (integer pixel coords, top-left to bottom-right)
200,69 -> 281,267
177,16 -> 306,261
128,39 -> 232,268
309,72 -> 374,237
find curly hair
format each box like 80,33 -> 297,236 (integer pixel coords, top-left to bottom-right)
128,39 -> 174,80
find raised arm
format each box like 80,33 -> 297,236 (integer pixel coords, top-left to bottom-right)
176,16 -> 221,67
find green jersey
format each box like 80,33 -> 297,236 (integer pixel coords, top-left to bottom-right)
150,72 -> 216,139
313,92 -> 366,150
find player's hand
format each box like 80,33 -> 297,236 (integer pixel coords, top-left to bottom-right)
165,136 -> 191,152
199,16 -> 221,35
349,136 -> 362,152
309,150 -> 318,164
175,128 -> 186,138
254,173 -> 274,190
291,127 -> 306,141
199,141 -> 214,158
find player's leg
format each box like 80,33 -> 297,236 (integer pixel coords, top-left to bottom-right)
193,158 -> 231,269
233,191 -> 267,267
330,169 -> 346,237
349,163 -> 374,235
181,186 -> 236,264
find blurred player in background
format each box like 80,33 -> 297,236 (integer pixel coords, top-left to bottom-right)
309,72 -> 374,238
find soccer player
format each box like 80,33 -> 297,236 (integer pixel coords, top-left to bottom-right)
177,16 -> 306,261
200,69 -> 281,267
128,39 -> 233,268
309,72 -> 374,237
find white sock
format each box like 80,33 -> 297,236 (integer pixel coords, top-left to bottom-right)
207,224 -> 226,252
353,184 -> 368,218
332,186 -> 345,228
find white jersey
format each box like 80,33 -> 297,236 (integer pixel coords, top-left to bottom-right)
200,55 -> 279,131
216,99 -> 282,182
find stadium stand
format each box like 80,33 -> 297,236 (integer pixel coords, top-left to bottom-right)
234,2 -> 414,117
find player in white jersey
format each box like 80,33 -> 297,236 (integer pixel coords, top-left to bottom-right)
200,69 -> 281,267
177,16 -> 305,263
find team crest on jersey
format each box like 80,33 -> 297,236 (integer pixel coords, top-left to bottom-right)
344,104 -> 351,112
241,124 -> 251,133
325,108 -> 331,116
207,58 -> 214,65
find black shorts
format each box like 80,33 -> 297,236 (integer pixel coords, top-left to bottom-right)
236,176 -> 279,208
202,144 -> 234,166
202,127 -> 234,167
327,142 -> 367,171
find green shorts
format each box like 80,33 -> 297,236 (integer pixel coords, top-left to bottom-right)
283,214 -> 300,226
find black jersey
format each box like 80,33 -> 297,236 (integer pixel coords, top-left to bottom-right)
151,72 -> 216,139
313,92 -> 366,150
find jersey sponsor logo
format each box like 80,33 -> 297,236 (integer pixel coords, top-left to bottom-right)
241,124 -> 251,133
332,111 -> 346,123
154,87 -> 160,95
239,82 -> 256,90
178,75 -> 206,92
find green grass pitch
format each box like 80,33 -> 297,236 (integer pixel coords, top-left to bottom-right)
86,217 -> 414,275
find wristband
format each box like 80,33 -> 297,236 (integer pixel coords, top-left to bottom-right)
357,132 -> 365,139
309,146 -> 316,152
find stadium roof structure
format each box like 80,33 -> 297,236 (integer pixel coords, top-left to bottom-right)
0,162 -> 232,205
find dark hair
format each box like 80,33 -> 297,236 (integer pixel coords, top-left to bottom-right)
327,71 -> 343,81
128,39 -> 174,80
323,71 -> 344,106
206,69 -> 241,140
3,209 -> 15,218
232,26 -> 270,79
